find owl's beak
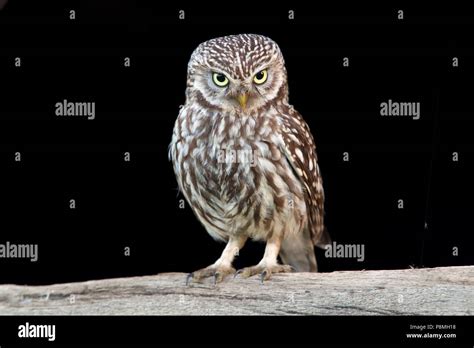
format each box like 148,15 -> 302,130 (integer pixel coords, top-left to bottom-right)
236,93 -> 248,109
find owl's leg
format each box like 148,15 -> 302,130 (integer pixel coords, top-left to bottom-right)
236,236 -> 293,282
187,235 -> 247,285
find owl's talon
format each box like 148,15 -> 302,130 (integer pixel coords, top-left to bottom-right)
187,265 -> 235,284
185,273 -> 194,286
236,263 -> 292,281
260,271 -> 267,284
213,273 -> 220,285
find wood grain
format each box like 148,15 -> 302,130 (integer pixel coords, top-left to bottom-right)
0,266 -> 472,315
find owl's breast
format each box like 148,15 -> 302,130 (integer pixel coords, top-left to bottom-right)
171,107 -> 306,241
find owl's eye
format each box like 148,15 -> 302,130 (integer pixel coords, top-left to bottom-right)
212,72 -> 229,87
253,69 -> 268,85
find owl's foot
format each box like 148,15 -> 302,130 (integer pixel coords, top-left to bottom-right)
186,265 -> 236,285
235,263 -> 294,283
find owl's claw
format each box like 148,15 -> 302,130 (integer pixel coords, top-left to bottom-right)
260,271 -> 267,284
213,273 -> 220,285
186,265 -> 235,285
235,264 -> 293,282
185,273 -> 194,286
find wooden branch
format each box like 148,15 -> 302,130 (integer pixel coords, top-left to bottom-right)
0,266 -> 472,315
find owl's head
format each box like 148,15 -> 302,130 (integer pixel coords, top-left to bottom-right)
187,34 -> 288,113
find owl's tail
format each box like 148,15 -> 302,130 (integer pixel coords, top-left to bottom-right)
279,227 -> 331,272
315,226 -> 332,250
279,228 -> 318,272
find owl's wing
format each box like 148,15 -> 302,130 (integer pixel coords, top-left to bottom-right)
277,106 -> 329,247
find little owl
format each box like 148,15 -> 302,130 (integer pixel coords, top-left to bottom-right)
169,34 -> 330,283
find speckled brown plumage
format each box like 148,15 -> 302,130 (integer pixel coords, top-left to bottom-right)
169,34 -> 329,283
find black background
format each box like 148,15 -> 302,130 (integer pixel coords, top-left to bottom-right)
0,316 -> 472,345
0,1 -> 473,285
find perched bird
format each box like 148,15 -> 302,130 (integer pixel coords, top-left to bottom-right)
169,34 -> 330,283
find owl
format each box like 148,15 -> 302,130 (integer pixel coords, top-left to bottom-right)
169,34 -> 330,283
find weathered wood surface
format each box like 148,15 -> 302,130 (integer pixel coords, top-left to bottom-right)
0,266 -> 472,315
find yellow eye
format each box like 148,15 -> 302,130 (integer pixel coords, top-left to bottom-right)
212,72 -> 229,87
253,69 -> 268,85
